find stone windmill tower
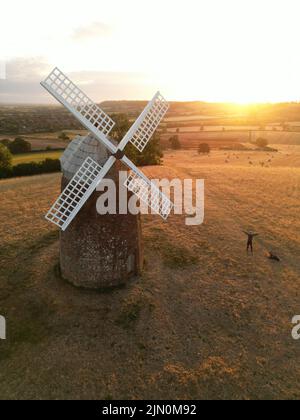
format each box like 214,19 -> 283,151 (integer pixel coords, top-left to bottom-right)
41,68 -> 172,289
59,134 -> 143,289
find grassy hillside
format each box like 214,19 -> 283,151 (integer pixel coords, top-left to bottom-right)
0,148 -> 299,399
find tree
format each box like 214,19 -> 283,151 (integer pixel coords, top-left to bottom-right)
110,113 -> 131,143
0,144 -> 12,176
256,137 -> 268,148
127,133 -> 163,166
58,132 -> 70,141
110,113 -> 163,166
0,139 -> 11,148
8,137 -> 31,154
198,143 -> 210,154
168,135 -> 181,150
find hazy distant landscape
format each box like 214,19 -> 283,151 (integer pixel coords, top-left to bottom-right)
2,101 -> 300,159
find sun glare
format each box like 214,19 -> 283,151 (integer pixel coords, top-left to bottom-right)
1,0 -> 300,103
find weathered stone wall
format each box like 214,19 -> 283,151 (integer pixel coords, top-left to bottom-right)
60,163 -> 143,289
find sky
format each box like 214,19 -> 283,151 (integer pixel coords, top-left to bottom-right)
1,0 -> 300,104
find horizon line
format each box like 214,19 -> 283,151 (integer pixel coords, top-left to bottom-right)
1,99 -> 300,107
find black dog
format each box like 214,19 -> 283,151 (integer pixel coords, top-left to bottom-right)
267,252 -> 280,262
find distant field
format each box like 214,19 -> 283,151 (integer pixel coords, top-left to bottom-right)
12,151 -> 62,165
162,130 -> 300,149
0,130 -> 87,151
2,122 -> 300,157
167,125 -> 284,133
164,114 -> 221,122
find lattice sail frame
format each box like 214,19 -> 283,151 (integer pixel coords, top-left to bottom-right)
46,157 -> 114,231
41,67 -> 173,229
41,67 -> 115,137
124,170 -> 173,220
128,92 -> 169,152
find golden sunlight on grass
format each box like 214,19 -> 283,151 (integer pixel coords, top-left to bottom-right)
0,148 -> 299,399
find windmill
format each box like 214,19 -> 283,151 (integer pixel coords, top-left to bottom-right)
41,68 -> 173,289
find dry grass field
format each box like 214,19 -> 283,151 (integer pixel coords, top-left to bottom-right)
0,146 -> 299,399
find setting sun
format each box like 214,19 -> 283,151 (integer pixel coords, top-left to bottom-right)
1,0 -> 300,103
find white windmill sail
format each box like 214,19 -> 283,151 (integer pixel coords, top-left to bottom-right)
41,67 -> 173,230
41,68 -> 116,153
122,156 -> 173,220
118,92 -> 169,152
46,156 -> 115,231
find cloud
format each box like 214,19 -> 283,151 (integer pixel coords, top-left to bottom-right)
71,22 -> 113,41
0,57 -> 52,103
69,70 -> 153,101
5,57 -> 51,81
0,57 -> 155,103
